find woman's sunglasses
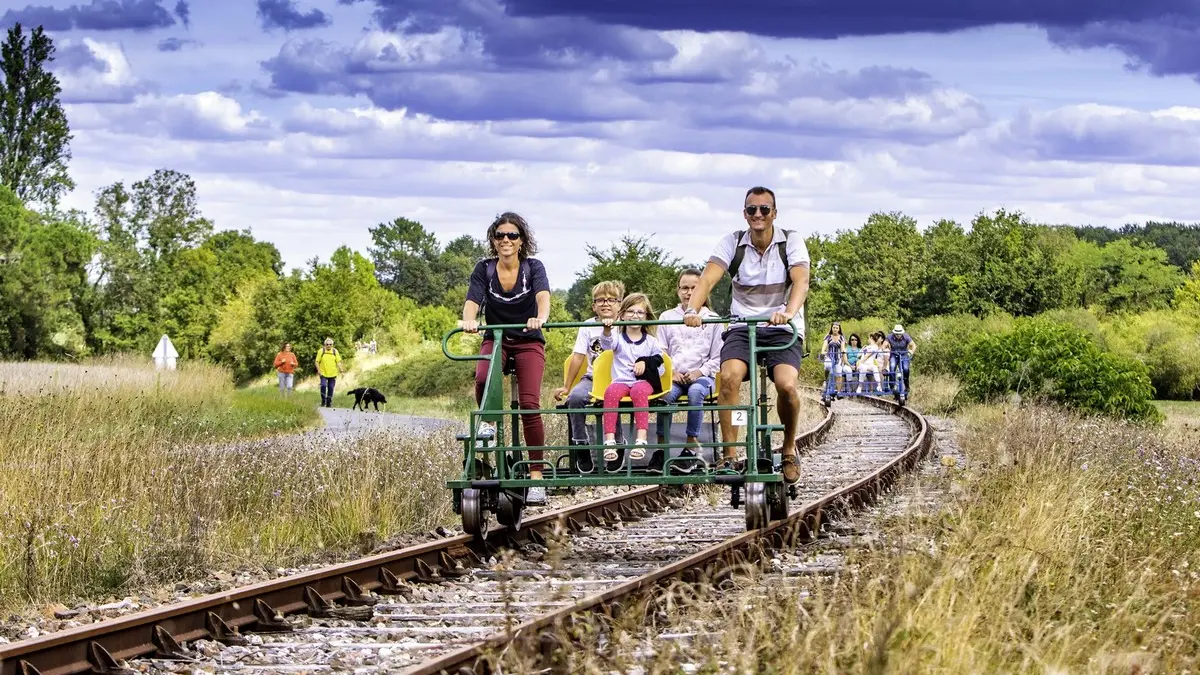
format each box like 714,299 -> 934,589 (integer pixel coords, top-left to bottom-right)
494,231 -> 521,241
744,205 -> 772,217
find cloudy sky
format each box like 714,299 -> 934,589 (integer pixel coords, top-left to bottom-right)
5,0 -> 1200,288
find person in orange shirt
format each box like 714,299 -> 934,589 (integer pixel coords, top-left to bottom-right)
273,342 -> 298,395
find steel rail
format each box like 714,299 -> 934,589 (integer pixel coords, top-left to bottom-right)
2,405 -> 838,675
1,489 -> 664,675
405,395 -> 927,674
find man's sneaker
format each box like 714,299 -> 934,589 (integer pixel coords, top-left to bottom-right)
645,449 -> 665,474
575,448 -> 595,474
671,448 -> 699,475
476,423 -> 496,440
525,486 -> 547,505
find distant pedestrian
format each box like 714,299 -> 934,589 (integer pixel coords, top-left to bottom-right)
273,342 -> 298,395
315,338 -> 344,407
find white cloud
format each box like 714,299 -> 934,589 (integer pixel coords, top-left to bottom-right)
68,92 -> 274,141
55,38 -> 151,103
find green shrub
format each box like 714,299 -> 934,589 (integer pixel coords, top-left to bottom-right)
363,335 -> 478,398
1099,310 -> 1200,400
957,318 -> 1161,422
907,312 -> 1014,375
407,305 -> 459,341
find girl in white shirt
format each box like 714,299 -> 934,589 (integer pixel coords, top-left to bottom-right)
599,293 -> 665,462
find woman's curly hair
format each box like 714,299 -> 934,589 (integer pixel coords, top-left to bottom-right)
486,211 -> 537,260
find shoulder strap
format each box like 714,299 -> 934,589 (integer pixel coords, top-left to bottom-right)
728,229 -> 792,280
485,258 -> 530,281
727,230 -> 747,279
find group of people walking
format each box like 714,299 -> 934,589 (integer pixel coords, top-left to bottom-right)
459,186 -> 812,504
272,339 -> 345,407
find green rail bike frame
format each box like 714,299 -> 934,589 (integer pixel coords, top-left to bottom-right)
442,316 -> 799,490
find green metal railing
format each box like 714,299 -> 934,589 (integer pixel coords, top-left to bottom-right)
442,316 -> 799,487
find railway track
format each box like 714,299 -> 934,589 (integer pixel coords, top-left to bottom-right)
1,395 -> 930,675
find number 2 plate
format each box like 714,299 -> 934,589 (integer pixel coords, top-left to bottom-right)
732,410 -> 748,426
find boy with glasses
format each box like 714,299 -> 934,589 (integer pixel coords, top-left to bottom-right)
553,280 -> 626,472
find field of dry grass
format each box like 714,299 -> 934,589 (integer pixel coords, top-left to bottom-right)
535,400 -> 1200,673
0,360 -> 459,613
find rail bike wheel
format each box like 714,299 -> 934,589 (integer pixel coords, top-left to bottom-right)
496,491 -> 524,531
461,488 -> 489,540
766,481 -> 789,521
744,482 -> 768,530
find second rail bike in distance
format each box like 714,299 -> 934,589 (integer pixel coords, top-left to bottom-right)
821,348 -> 912,408
441,316 -> 801,536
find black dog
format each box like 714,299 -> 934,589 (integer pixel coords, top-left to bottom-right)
346,387 -> 387,411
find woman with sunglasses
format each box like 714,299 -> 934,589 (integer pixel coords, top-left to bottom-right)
460,212 -> 552,504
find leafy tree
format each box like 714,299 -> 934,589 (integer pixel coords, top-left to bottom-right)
911,219 -> 972,319
956,210 -> 1076,317
201,229 -> 283,296
817,212 -> 924,321
1173,261 -> 1200,316
285,246 -> 403,368
566,235 -> 681,319
208,274 -> 295,382
0,185 -> 94,357
1073,221 -> 1200,273
0,23 -> 72,207
84,169 -> 213,353
1094,239 -> 1183,313
369,217 -> 441,305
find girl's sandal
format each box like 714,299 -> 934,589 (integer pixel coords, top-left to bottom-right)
630,440 -> 647,461
603,440 -> 619,463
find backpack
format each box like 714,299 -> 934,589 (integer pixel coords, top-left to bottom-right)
727,229 -> 792,281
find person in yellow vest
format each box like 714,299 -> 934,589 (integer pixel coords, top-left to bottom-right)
315,337 -> 344,407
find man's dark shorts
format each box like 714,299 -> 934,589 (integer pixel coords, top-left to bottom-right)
720,326 -> 804,380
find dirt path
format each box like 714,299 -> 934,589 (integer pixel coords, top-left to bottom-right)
308,407 -> 464,438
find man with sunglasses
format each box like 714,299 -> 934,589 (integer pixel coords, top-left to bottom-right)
683,186 -> 810,484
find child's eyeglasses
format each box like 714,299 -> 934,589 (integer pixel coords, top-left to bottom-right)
493,232 -> 521,241
624,311 -> 647,317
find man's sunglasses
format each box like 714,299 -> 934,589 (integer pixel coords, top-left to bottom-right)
494,231 -> 521,241
744,205 -> 773,217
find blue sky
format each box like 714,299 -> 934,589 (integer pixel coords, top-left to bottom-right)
5,0 -> 1200,289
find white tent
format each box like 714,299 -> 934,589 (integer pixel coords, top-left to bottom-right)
152,334 -> 179,370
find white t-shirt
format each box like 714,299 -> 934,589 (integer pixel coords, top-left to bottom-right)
708,227 -> 810,338
571,318 -> 607,378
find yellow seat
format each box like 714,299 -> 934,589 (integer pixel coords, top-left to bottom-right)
562,354 -> 585,393
588,350 -> 673,402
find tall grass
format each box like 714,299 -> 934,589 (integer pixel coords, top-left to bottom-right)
0,360 -> 458,612
555,403 -> 1200,673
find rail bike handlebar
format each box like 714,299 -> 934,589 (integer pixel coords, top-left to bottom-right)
440,315 -> 798,361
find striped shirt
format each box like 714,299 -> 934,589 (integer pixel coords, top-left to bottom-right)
708,227 -> 810,338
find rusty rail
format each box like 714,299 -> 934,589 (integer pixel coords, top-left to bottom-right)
0,488 -> 668,675
2,402 -> 846,675
407,395 -> 927,674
